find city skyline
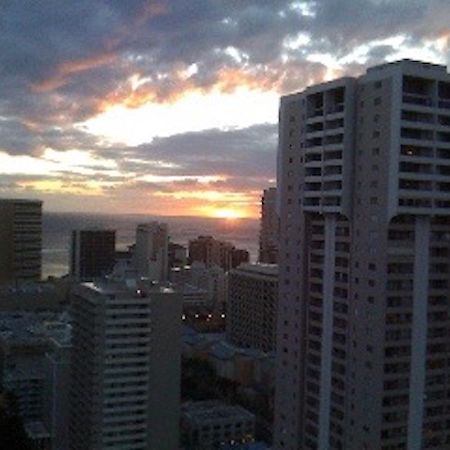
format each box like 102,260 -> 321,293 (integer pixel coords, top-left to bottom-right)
1,1 -> 449,218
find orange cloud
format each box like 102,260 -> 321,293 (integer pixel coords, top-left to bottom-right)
95,64 -> 278,114
32,52 -> 116,93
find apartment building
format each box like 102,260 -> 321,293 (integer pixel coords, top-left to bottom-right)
259,187 -> 279,263
134,222 -> 169,282
274,60 -> 450,449
70,229 -> 116,281
189,235 -> 249,272
69,268 -> 182,450
227,263 -> 278,352
0,198 -> 42,284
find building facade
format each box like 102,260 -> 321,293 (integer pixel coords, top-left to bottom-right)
134,222 -> 169,282
274,60 -> 450,449
259,187 -> 279,264
0,199 -> 42,284
189,235 -> 249,272
70,229 -> 116,281
69,270 -> 182,450
227,263 -> 278,352
181,401 -> 255,449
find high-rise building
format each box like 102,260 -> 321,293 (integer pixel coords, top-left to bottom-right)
189,235 -> 249,272
69,269 -> 182,449
259,187 -> 279,263
227,263 -> 278,352
70,229 -> 116,281
0,199 -> 42,284
134,222 -> 169,282
274,60 -> 450,449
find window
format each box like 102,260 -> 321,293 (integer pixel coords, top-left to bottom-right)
374,97 -> 382,106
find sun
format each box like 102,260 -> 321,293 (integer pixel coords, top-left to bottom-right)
211,208 -> 242,220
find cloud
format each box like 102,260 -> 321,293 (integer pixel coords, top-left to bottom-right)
1,0 -> 449,215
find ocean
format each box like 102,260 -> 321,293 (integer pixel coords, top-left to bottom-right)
42,212 -> 259,278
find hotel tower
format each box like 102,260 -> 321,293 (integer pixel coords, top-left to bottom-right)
274,60 -> 450,449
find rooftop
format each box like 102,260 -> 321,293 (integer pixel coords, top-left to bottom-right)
182,401 -> 255,424
0,311 -> 70,345
232,263 -> 278,277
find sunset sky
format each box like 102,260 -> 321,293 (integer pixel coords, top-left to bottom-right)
1,1 -> 449,218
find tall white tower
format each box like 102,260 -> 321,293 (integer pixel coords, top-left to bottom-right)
274,60 -> 450,450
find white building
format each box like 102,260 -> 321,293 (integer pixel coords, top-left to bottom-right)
134,222 -> 169,282
69,268 -> 182,450
274,60 -> 450,449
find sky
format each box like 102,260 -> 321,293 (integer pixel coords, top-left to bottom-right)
1,0 -> 449,218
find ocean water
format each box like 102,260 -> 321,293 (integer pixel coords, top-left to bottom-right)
42,212 -> 259,278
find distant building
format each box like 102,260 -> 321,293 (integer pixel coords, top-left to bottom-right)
231,248 -> 250,268
168,242 -> 187,268
181,401 -> 255,450
69,268 -> 182,449
227,263 -> 278,352
259,188 -> 278,263
0,198 -> 42,284
70,229 -> 116,281
134,222 -> 169,281
171,262 -> 227,312
0,311 -> 71,447
0,280 -> 69,312
189,236 -> 249,272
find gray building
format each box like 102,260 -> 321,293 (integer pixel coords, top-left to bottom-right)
0,198 -> 42,284
227,263 -> 278,352
69,268 -> 182,450
0,311 -> 71,448
182,400 -> 255,449
45,330 -> 72,450
134,222 -> 169,282
259,187 -> 279,264
274,60 -> 450,449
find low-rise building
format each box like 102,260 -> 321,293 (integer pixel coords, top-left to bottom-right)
182,401 -> 255,449
0,311 -> 71,447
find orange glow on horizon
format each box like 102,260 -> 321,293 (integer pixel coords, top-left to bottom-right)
195,205 -> 255,220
